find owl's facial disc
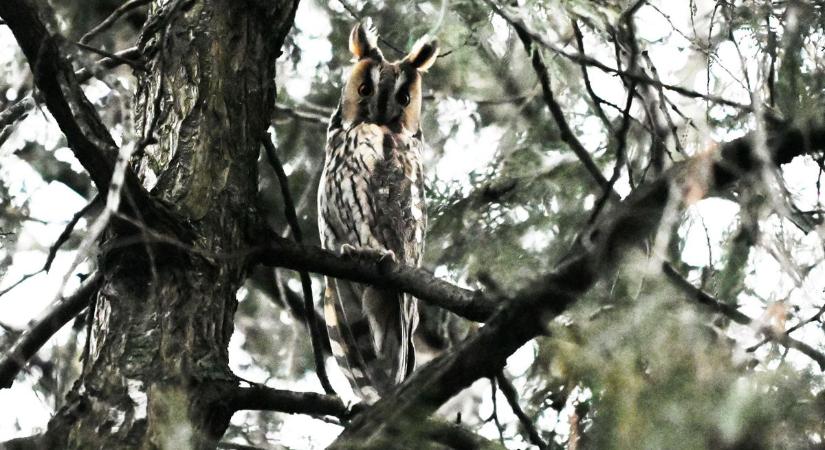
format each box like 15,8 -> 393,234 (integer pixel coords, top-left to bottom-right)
342,22 -> 438,134
366,63 -> 409,131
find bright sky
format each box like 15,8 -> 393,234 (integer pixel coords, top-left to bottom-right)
1,0 -> 824,447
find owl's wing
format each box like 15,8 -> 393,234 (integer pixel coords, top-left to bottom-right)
318,126 -> 426,399
365,133 -> 426,380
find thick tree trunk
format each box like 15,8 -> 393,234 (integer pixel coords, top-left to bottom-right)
41,1 -> 298,448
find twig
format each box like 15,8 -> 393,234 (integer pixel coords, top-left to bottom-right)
496,372 -> 549,450
72,41 -> 146,71
273,103 -> 329,124
335,0 -> 405,57
486,1 -> 752,111
489,377 -> 507,446
229,385 -> 501,448
79,0 -> 151,45
571,20 -> 613,132
512,22 -> 614,196
662,263 -> 825,370
589,76 -> 636,224
0,272 -> 101,389
43,195 -> 102,272
0,270 -> 44,299
0,47 -> 142,132
262,133 -> 336,396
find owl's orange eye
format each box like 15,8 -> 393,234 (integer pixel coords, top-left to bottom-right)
358,83 -> 372,97
396,92 -> 410,106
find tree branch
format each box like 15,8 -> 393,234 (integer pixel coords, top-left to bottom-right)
663,263 -> 825,370
328,122 -> 825,447
252,236 -> 497,322
0,0 -> 119,190
261,133 -> 336,396
0,272 -> 101,389
79,0 -> 150,45
495,372 -> 549,450
0,1 -> 189,240
230,385 -> 348,418
512,22 -> 613,195
486,1 -> 752,111
229,385 -> 503,449
0,47 -> 141,132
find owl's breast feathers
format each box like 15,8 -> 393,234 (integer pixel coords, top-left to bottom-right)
318,120 -> 426,400
320,122 -> 426,265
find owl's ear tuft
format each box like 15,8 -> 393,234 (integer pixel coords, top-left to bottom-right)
405,36 -> 439,72
349,19 -> 381,60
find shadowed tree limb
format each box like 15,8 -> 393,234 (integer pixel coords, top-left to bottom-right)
253,235 -> 497,322
261,133 -> 336,396
663,263 -> 825,370
495,372 -> 550,450
0,0 -> 188,240
486,1 -> 751,111
0,272 -> 101,389
0,46 -> 141,132
229,385 -> 503,449
230,385 -> 349,418
79,0 -> 150,45
325,122 -> 825,448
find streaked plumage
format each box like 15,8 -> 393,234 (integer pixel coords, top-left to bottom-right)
318,21 -> 437,400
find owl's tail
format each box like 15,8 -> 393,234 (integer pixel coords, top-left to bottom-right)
324,278 -> 417,401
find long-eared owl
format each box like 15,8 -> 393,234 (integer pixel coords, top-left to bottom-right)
318,21 -> 437,401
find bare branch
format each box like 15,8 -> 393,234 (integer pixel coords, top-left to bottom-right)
512,23 -> 613,195
0,272 -> 101,389
663,263 -> 825,370
252,235 -> 497,323
230,385 -> 348,418
0,47 -> 141,133
72,41 -> 145,71
328,122 -> 825,447
487,1 -> 752,111
79,0 -> 150,45
273,103 -> 329,125
229,385 -> 503,449
571,20 -> 613,132
0,0 -> 118,190
495,372 -> 549,450
43,195 -> 102,273
261,133 -> 336,396
0,2 -> 188,241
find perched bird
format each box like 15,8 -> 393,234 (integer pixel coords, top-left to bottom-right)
318,20 -> 438,401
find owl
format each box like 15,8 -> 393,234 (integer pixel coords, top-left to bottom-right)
317,21 -> 437,401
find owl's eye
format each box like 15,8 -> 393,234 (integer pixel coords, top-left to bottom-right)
396,92 -> 410,106
358,83 -> 373,97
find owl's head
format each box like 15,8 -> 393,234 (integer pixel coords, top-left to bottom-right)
339,20 -> 438,134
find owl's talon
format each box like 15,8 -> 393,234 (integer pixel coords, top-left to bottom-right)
377,250 -> 397,273
340,245 -> 396,269
340,243 -> 358,255
378,249 -> 396,262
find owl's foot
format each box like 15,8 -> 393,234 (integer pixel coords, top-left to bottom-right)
340,244 -> 397,271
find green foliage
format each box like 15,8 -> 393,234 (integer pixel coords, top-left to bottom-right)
3,0 -> 825,448
547,270 -> 823,449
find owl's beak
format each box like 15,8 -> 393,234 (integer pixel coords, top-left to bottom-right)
369,103 -> 402,131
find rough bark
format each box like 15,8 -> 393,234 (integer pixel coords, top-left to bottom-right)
34,1 -> 298,448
